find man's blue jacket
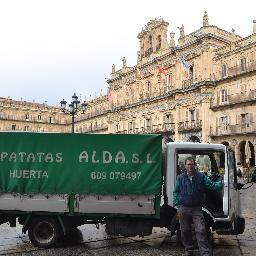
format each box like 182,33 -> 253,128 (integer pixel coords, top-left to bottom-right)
173,171 -> 223,207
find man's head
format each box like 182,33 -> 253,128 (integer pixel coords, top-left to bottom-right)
185,157 -> 196,176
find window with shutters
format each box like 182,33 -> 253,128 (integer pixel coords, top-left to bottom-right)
220,116 -> 228,131
241,113 -> 250,128
128,121 -> 135,133
166,73 -> 172,89
146,81 -> 151,98
12,125 -> 16,131
165,114 -> 174,124
221,89 -> 228,102
189,65 -> 194,81
185,110 -> 189,123
25,114 -> 29,121
24,125 -> 29,131
240,58 -> 247,72
114,124 -> 119,133
145,118 -> 151,129
190,109 -> 195,122
221,64 -> 227,78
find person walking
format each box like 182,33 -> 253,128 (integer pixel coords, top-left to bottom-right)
173,157 -> 223,256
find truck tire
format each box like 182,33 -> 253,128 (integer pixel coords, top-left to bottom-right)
28,217 -> 61,248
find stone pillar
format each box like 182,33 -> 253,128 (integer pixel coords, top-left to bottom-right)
253,140 -> 256,164
234,143 -> 241,164
169,32 -> 175,48
174,106 -> 180,141
253,20 -> 256,34
201,99 -> 211,143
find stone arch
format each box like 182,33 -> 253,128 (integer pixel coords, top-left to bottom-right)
188,135 -> 200,143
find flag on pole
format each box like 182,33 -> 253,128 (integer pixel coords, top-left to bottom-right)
107,89 -> 112,101
157,64 -> 166,76
156,59 -> 166,76
180,55 -> 190,70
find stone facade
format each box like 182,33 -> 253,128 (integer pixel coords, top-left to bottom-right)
0,97 -> 68,133
0,13 -> 255,168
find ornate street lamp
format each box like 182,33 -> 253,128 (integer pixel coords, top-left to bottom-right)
60,93 -> 88,133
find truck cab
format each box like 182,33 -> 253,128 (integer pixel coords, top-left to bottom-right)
165,142 -> 245,235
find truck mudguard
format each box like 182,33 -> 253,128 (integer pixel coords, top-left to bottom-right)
0,132 -> 162,195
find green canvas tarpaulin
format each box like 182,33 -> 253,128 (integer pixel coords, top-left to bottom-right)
0,132 -> 162,195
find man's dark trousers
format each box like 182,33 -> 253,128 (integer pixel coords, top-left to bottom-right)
178,205 -> 211,256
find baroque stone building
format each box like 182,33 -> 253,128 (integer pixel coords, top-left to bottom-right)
0,12 -> 255,168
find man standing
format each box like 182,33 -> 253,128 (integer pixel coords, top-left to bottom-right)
173,157 -> 223,256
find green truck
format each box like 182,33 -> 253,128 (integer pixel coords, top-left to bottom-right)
0,132 -> 245,248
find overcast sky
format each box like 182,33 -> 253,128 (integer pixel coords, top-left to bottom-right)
0,0 -> 255,106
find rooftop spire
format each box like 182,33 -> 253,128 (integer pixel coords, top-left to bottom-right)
253,19 -> 256,34
203,11 -> 209,27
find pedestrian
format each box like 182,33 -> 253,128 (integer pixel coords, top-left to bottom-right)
173,157 -> 223,256
236,162 -> 243,177
237,171 -> 245,185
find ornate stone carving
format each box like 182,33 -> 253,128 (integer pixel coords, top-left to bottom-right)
178,24 -> 185,39
122,57 -> 127,68
112,64 -> 115,74
169,31 -> 175,48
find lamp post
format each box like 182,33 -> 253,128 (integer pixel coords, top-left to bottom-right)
60,93 -> 88,133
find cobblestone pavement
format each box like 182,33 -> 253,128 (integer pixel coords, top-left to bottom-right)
0,184 -> 255,256
237,183 -> 256,256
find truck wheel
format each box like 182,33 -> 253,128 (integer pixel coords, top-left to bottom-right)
28,217 -> 61,248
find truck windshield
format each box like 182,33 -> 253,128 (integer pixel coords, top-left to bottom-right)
177,150 -> 225,177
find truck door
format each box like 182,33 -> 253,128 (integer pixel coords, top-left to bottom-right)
227,149 -> 239,221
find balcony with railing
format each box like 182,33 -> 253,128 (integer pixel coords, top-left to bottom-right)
182,78 -> 193,89
118,123 -> 175,134
83,124 -> 108,133
162,123 -> 175,133
210,89 -> 256,109
210,123 -> 256,137
178,120 -> 202,133
215,60 -> 256,81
